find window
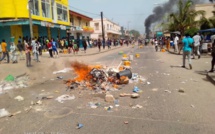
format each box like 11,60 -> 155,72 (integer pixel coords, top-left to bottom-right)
70,16 -> 74,25
95,23 -> 99,30
32,0 -> 39,16
86,22 -> 88,26
77,17 -> 81,26
57,4 -> 68,22
42,0 -> 50,18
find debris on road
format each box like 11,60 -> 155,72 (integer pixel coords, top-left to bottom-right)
88,102 -> 100,109
105,93 -> 115,102
124,121 -> 129,124
164,90 -> 172,93
36,100 -> 43,105
132,104 -> 143,109
191,104 -> 195,108
53,68 -> 72,74
9,111 -> 21,117
178,88 -> 185,93
77,123 -> 84,129
14,96 -> 24,101
55,94 -> 75,103
133,86 -> 140,93
0,108 -> 10,118
131,93 -> 140,98
152,88 -> 158,92
0,73 -> 29,94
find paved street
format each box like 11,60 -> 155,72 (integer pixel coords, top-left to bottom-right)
0,44 -> 215,134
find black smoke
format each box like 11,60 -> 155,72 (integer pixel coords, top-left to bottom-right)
144,0 -> 208,37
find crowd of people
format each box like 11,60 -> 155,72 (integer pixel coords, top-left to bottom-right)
151,32 -> 215,73
0,35 -> 135,67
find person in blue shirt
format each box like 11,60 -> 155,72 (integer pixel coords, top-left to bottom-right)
51,39 -> 59,58
182,34 -> 194,69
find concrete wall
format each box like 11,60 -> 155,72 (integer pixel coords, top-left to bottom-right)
195,4 -> 215,20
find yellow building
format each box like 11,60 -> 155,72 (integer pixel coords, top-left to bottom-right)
0,0 -> 70,44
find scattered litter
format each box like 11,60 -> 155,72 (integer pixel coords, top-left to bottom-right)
164,90 -> 172,93
120,93 -> 131,97
55,94 -> 75,103
114,99 -> 119,107
36,100 -> 43,105
0,73 -> 29,94
133,86 -> 140,93
147,82 -> 151,85
191,104 -> 195,108
104,106 -> 113,111
77,123 -> 84,129
53,68 -> 72,74
9,111 -> 21,117
152,88 -> 158,92
105,93 -> 115,102
181,81 -> 186,84
132,104 -> 143,109
5,75 -> 15,81
41,96 -> 54,99
131,93 -> 140,98
178,88 -> 185,93
14,96 -> 24,101
124,121 -> 129,124
0,108 -> 10,118
57,76 -> 64,79
88,102 -> 100,109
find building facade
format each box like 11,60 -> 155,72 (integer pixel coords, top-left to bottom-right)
90,18 -> 121,40
0,0 -> 70,44
69,10 -> 93,40
195,3 -> 215,20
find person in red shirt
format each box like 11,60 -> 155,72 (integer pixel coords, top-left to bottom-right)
47,40 -> 53,58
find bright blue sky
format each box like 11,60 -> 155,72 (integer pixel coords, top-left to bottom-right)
68,0 -> 208,34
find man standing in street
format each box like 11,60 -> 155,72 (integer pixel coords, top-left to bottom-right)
24,40 -> 32,67
174,34 -> 179,53
0,39 -> 9,63
182,34 -> 194,70
192,33 -> 201,59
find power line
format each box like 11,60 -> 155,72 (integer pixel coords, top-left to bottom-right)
68,5 -> 100,16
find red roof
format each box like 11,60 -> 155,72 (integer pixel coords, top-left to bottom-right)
69,10 -> 93,21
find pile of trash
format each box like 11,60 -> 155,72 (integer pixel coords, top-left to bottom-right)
65,61 -> 146,92
0,73 -> 29,94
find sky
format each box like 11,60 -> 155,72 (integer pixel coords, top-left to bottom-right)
68,0 -> 208,34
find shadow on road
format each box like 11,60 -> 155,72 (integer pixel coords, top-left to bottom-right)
195,70 -> 208,76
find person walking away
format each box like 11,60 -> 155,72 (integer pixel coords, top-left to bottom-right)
35,41 -> 40,62
181,34 -> 194,70
73,40 -> 78,54
97,38 -> 102,52
0,39 -> 10,63
10,42 -> 18,63
17,41 -> 25,60
174,34 -> 179,53
24,40 -> 32,67
82,39 -> 87,53
32,38 -> 37,61
52,39 -> 59,58
192,33 -> 201,59
47,40 -> 53,58
208,41 -> 215,72
155,39 -> 158,52
107,38 -> 111,49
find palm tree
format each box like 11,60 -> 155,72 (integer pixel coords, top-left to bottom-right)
167,0 -> 205,36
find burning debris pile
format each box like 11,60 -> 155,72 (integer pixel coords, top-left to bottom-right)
65,61 -> 138,91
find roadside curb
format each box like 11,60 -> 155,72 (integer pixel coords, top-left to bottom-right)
206,73 -> 215,86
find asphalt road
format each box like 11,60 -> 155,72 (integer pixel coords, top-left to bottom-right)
0,45 -> 215,134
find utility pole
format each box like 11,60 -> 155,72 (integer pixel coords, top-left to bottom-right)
28,0 -> 34,40
101,12 -> 105,45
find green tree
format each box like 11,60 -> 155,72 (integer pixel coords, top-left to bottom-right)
167,0 -> 205,36
129,30 -> 140,39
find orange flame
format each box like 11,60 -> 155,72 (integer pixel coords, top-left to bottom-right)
71,61 -> 93,82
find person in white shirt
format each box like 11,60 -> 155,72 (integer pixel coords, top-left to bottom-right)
174,34 -> 179,52
192,33 -> 201,59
